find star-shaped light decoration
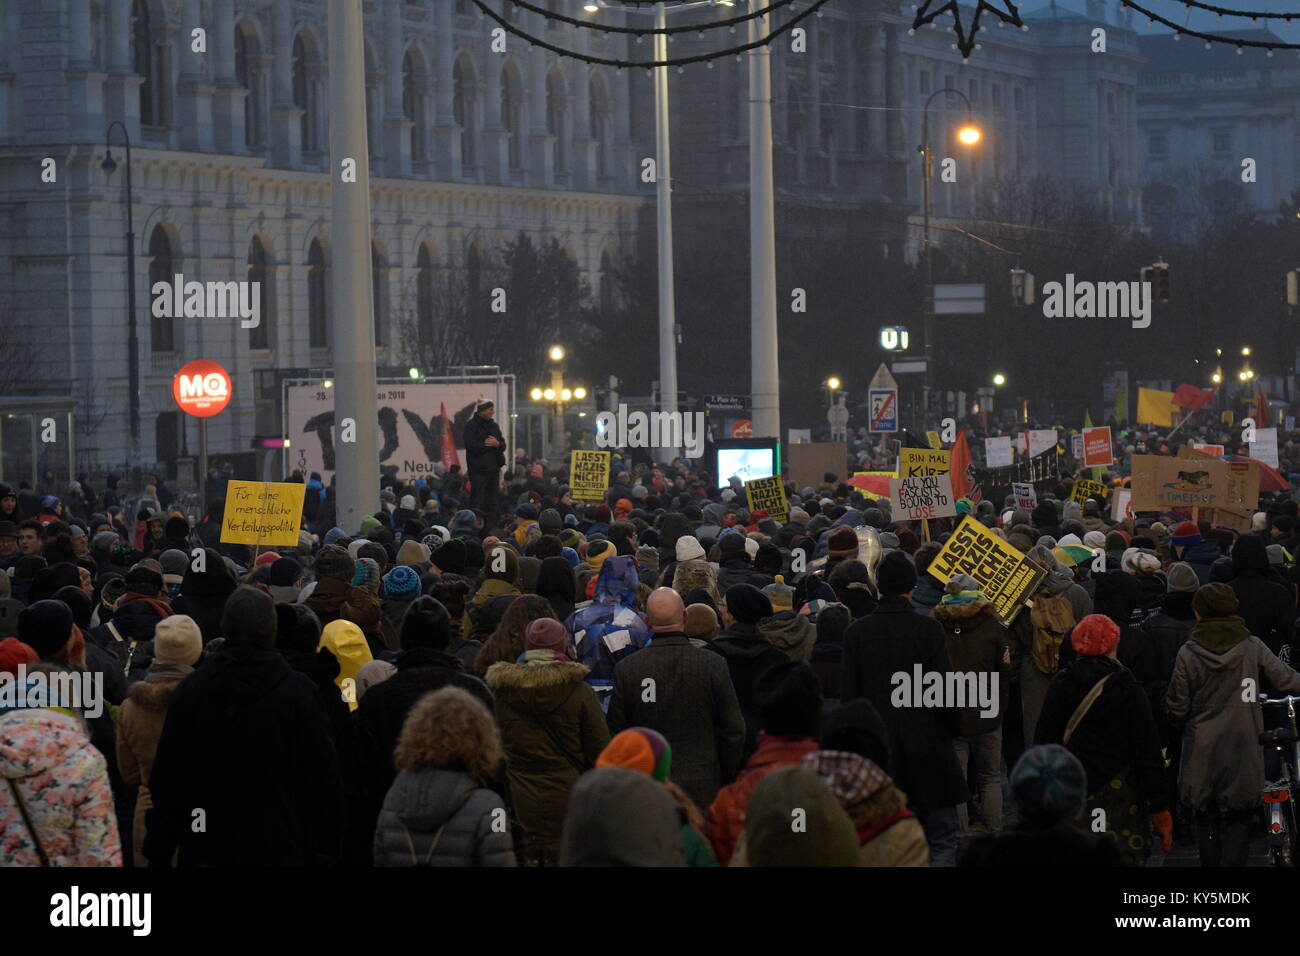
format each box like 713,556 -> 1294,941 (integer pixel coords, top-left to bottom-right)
911,0 -> 1026,58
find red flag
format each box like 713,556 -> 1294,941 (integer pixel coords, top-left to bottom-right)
950,428 -> 977,502
1255,385 -> 1271,427
1172,384 -> 1215,412
439,402 -> 460,470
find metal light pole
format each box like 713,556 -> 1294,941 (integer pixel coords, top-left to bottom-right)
329,0 -> 379,532
918,87 -> 977,430
749,5 -> 779,440
102,122 -> 140,447
653,2 -> 679,458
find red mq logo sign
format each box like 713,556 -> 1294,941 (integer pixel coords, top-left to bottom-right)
172,359 -> 232,418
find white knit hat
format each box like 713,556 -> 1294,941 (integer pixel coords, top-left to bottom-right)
676,535 -> 706,562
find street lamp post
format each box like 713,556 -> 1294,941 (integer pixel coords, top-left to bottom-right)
918,87 -> 980,429
531,346 -> 586,459
749,4 -> 780,442
101,122 -> 140,447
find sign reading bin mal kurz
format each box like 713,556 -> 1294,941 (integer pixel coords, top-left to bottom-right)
927,515 -> 1045,626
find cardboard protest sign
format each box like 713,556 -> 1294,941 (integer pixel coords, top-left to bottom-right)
220,481 -> 306,548
985,436 -> 1013,468
1012,482 -> 1037,511
1208,505 -> 1253,534
1071,434 -> 1084,460
1129,454 -> 1261,512
1071,477 -> 1110,505
1111,487 -> 1133,523
1252,427 -> 1279,468
889,474 -> 957,521
1082,427 -> 1114,468
744,475 -> 790,523
927,516 -> 1046,625
569,450 -> 611,502
898,448 -> 950,477
1028,429 -> 1059,458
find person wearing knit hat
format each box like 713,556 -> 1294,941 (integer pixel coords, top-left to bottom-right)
1082,530 -> 1107,551
0,636 -> 38,676
359,514 -> 383,537
431,538 -> 468,576
875,550 -> 918,597
151,613 -> 202,669
16,599 -> 75,660
522,616 -> 571,657
382,564 -> 422,602
675,534 -> 706,563
352,556 -> 382,592
1035,611 -> 1169,864
586,539 -> 615,571
827,525 -> 858,559
395,539 -> 431,569
355,658 -> 397,701
757,574 -> 814,662
738,766 -> 859,867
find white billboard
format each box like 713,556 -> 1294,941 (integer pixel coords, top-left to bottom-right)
285,380 -> 511,481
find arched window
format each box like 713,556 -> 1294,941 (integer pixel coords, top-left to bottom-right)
371,242 -> 385,348
148,225 -> 175,352
308,238 -> 329,349
589,74 -> 610,180
247,237 -> 272,350
547,69 -> 568,174
235,24 -> 262,149
501,63 -> 524,169
292,34 -> 317,151
403,49 -> 427,162
454,57 -> 477,166
417,243 -> 436,345
132,0 -> 167,125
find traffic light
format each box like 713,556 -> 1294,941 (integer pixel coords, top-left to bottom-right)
1152,258 -> 1170,303
1010,267 -> 1035,306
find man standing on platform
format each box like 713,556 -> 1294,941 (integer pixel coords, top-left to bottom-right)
463,400 -> 506,523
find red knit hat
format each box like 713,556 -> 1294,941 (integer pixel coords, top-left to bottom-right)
1071,613 -> 1120,656
255,551 -> 282,566
0,637 -> 39,677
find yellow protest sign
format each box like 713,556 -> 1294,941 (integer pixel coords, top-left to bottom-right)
220,480 -> 306,548
927,516 -> 1046,625
744,475 -> 790,523
898,448 -> 950,477
569,449 -> 611,502
1071,478 -> 1109,504
926,430 -> 942,450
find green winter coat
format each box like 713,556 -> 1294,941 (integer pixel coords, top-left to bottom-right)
485,655 -> 610,864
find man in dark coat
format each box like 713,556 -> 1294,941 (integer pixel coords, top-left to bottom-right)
144,586 -> 345,866
462,400 -> 506,523
704,584 -> 790,763
355,595 -> 495,846
608,587 -> 746,810
1227,534 -> 1295,659
840,550 -> 966,866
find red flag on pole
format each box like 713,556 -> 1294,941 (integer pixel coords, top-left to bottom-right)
1172,384 -> 1216,412
1254,385 -> 1271,428
950,428 -> 977,501
439,402 -> 460,470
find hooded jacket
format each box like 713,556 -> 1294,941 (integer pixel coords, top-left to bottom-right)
558,767 -> 685,866
1165,618 -> 1300,811
373,767 -> 515,867
171,559 -> 237,644
567,556 -> 650,705
758,610 -> 815,662
0,708 -> 122,866
117,673 -> 189,865
1228,537 -> 1295,656
931,598 -> 1012,736
706,733 -> 819,866
704,622 -> 790,763
485,654 -> 609,864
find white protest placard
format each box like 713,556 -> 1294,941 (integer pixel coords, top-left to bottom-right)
1029,429 -> 1059,458
1111,487 -> 1133,523
1071,434 -> 1084,459
889,473 -> 957,521
985,436 -> 1013,469
1012,482 -> 1038,511
1252,427 -> 1279,468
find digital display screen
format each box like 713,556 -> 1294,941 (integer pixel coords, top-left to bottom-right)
716,446 -> 776,483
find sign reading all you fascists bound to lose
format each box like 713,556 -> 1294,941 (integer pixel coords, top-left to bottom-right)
220,480 -> 305,548
569,450 -> 611,502
889,474 -> 956,521
744,475 -> 790,523
928,516 -> 1046,626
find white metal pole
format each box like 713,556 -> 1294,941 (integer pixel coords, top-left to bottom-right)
654,2 -> 679,459
749,7 -> 780,440
329,0 -> 380,532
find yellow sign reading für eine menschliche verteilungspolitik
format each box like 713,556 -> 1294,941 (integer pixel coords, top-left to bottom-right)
220,480 -> 306,548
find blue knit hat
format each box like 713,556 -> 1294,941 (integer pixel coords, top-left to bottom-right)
324,526 -> 348,546
561,546 -> 580,568
382,564 -> 422,601
352,556 -> 381,590
1010,744 -> 1088,826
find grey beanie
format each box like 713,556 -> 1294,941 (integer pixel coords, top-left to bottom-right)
221,586 -> 278,648
1165,561 -> 1200,593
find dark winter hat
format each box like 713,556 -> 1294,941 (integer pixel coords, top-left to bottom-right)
314,544 -> 356,583
820,699 -> 891,771
484,543 -> 519,583
53,586 -> 92,630
744,767 -> 859,868
165,516 -> 190,540
718,531 -> 746,555
399,595 -> 451,651
524,617 -> 569,654
1165,562 -> 1199,594
124,565 -> 164,595
755,659 -> 823,737
221,586 -> 278,648
1010,744 -> 1088,826
431,539 -> 468,576
815,603 -> 852,647
275,602 -> 322,654
1193,582 -> 1239,619
515,503 -> 539,520
358,541 -> 390,571
16,600 -> 75,659
725,584 -> 773,625
538,508 -> 563,534
827,526 -> 858,558
1231,534 -> 1269,574
159,549 -> 189,577
1171,521 -> 1202,548
876,550 -> 918,596
30,563 -> 81,603
0,521 -> 16,540
269,557 -> 303,588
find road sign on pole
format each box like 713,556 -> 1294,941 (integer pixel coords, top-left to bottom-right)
868,362 -> 899,433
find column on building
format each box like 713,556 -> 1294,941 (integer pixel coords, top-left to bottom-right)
270,0 -> 300,167
528,11 -> 552,187
884,23 -> 902,157
482,48 -> 508,185
383,0 -> 411,178
173,0 -> 214,150
432,0 -> 458,179
104,0 -> 143,140
211,0 -> 246,154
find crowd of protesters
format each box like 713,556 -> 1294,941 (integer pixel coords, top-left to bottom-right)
3,405 -> 1300,867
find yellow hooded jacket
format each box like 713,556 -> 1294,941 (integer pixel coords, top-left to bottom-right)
320,619 -> 374,712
